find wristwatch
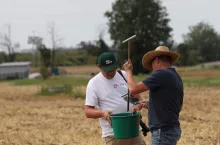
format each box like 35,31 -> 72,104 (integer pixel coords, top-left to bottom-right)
134,101 -> 141,105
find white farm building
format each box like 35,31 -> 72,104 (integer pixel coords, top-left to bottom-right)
0,61 -> 31,80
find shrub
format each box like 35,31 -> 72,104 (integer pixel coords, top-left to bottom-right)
72,87 -> 86,99
38,84 -> 73,96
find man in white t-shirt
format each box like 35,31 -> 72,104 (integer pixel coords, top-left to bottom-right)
84,52 -> 146,145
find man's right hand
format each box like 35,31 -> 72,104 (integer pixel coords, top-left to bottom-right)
102,110 -> 113,126
123,59 -> 133,72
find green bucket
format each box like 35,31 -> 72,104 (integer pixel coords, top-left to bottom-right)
110,112 -> 140,139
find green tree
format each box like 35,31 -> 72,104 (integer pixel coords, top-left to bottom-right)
176,43 -> 188,66
105,0 -> 173,74
183,22 -> 220,63
28,35 -> 43,67
86,37 -> 109,56
38,44 -> 51,80
176,43 -> 198,66
0,52 -> 5,63
0,25 -> 20,62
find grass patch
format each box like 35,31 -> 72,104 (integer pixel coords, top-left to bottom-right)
7,73 -> 220,91
11,76 -> 90,97
36,84 -> 73,96
13,76 -> 90,86
135,74 -> 220,87
72,87 -> 86,99
182,77 -> 220,87
13,79 -> 43,85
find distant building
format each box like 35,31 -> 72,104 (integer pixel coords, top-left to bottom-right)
0,62 -> 32,80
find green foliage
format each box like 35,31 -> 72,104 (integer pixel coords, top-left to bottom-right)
85,38 -> 109,56
105,0 -> 173,74
176,43 -> 198,66
38,44 -> 51,67
16,53 -> 33,62
3,53 -> 16,62
38,44 -> 51,79
40,65 -> 50,80
0,52 -> 5,63
176,43 -> 189,66
14,49 -> 97,67
183,22 -> 220,63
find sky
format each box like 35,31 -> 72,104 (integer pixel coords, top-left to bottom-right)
0,0 -> 220,51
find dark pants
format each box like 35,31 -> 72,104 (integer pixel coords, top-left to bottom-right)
151,126 -> 181,145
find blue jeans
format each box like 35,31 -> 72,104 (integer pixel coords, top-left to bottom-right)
151,127 -> 181,145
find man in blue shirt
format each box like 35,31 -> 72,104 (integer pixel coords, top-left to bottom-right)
123,46 -> 184,145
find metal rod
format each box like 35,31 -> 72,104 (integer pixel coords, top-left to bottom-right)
122,35 -> 136,44
122,35 -> 137,112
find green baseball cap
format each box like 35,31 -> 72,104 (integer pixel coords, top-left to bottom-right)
97,52 -> 119,72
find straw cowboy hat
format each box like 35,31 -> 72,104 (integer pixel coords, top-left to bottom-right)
142,46 -> 180,70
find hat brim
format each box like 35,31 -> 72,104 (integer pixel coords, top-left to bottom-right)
142,51 -> 180,70
101,63 -> 119,72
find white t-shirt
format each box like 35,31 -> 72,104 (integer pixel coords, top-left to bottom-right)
85,70 -> 141,137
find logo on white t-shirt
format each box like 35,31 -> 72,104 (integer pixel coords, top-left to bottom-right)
113,84 -> 119,88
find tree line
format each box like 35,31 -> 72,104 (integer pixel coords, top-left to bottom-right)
1,0 -> 220,75
104,0 -> 220,74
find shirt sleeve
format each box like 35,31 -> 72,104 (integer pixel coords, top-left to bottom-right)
142,71 -> 163,91
85,81 -> 98,107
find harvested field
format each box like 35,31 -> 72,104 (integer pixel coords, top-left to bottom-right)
0,82 -> 219,145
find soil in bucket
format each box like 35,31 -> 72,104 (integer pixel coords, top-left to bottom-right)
110,112 -> 140,139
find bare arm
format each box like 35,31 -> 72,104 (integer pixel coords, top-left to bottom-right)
84,105 -> 112,125
123,60 -> 149,95
84,106 -> 105,118
126,70 -> 149,95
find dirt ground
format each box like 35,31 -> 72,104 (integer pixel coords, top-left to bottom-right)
0,83 -> 219,145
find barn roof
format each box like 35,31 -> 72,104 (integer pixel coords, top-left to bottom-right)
0,61 -> 32,67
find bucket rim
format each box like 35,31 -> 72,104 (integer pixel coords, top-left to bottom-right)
110,112 -> 140,118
